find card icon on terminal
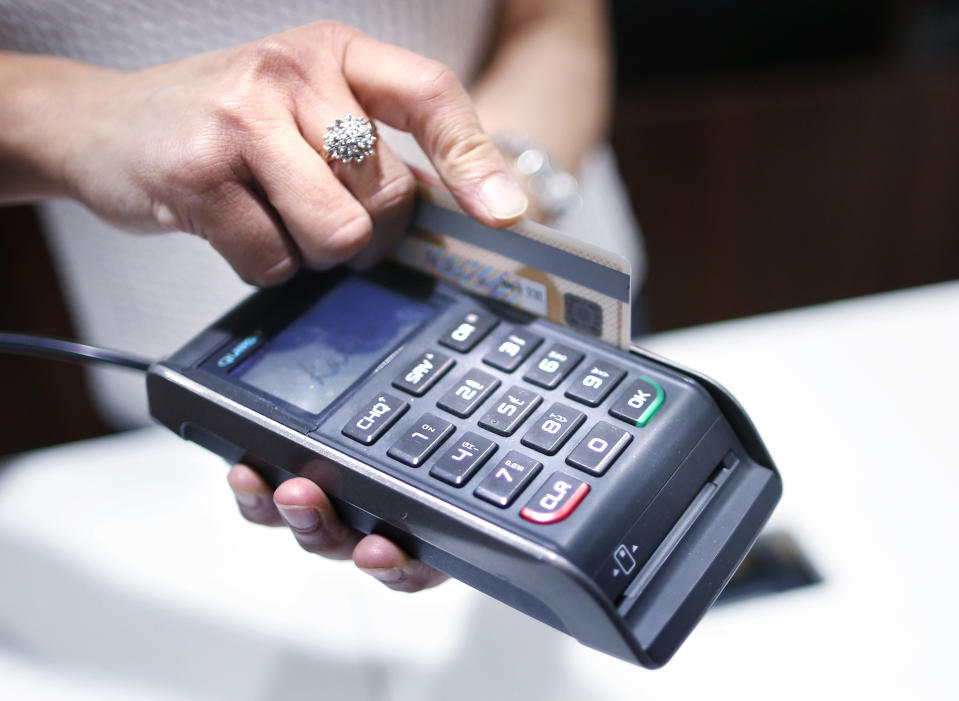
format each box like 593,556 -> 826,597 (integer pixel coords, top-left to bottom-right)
614,543 -> 637,575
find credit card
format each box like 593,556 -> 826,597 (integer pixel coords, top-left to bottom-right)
393,185 -> 632,349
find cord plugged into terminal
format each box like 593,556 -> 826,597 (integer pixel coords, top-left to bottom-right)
0,332 -> 153,372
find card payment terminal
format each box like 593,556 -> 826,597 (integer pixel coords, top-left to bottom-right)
147,264 -> 782,668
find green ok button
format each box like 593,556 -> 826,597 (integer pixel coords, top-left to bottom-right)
608,377 -> 665,427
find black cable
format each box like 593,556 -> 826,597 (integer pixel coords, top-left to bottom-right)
0,332 -> 153,372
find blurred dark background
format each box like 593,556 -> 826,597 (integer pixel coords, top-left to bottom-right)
610,0 -> 959,328
2,0 -> 958,456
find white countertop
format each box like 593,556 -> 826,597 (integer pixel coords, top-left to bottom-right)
1,281 -> 957,700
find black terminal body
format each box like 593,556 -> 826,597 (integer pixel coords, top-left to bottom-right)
147,264 -> 781,668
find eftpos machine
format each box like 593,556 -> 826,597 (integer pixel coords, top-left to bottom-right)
147,263 -> 781,667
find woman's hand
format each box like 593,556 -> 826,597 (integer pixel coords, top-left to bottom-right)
227,464 -> 448,592
1,22 -> 534,590
0,22 -> 527,284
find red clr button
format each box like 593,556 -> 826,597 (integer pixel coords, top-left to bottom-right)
520,473 -> 590,524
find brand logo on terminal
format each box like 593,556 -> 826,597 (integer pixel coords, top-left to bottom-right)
217,335 -> 260,368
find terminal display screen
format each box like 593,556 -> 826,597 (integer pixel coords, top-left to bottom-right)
232,276 -> 434,414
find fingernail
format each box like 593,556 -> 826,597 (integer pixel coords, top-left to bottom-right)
478,174 -> 528,221
234,491 -> 266,508
358,567 -> 405,584
277,504 -> 321,532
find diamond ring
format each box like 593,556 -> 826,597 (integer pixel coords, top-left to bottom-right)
322,114 -> 376,164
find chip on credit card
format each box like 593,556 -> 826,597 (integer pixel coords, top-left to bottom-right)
392,185 -> 632,349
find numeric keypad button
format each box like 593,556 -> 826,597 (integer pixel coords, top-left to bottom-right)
474,451 -> 542,508
482,328 -> 543,372
437,369 -> 500,418
609,377 -> 666,427
430,432 -> 497,487
523,343 -> 583,389
566,421 -> 632,475
439,311 -> 498,353
565,360 -> 626,407
341,393 -> 409,445
477,386 -> 542,436
392,350 -> 455,396
520,402 -> 586,455
387,413 -> 455,467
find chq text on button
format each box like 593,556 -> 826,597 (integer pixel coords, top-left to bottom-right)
356,398 -> 392,430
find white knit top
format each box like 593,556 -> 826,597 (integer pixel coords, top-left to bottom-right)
1,0 -> 644,426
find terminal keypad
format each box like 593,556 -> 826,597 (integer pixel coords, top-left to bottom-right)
340,311 -> 667,526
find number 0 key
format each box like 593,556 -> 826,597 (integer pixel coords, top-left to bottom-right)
566,421 -> 632,476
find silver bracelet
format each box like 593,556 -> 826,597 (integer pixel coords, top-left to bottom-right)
493,135 -> 581,221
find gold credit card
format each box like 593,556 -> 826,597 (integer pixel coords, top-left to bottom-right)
393,186 -> 632,349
